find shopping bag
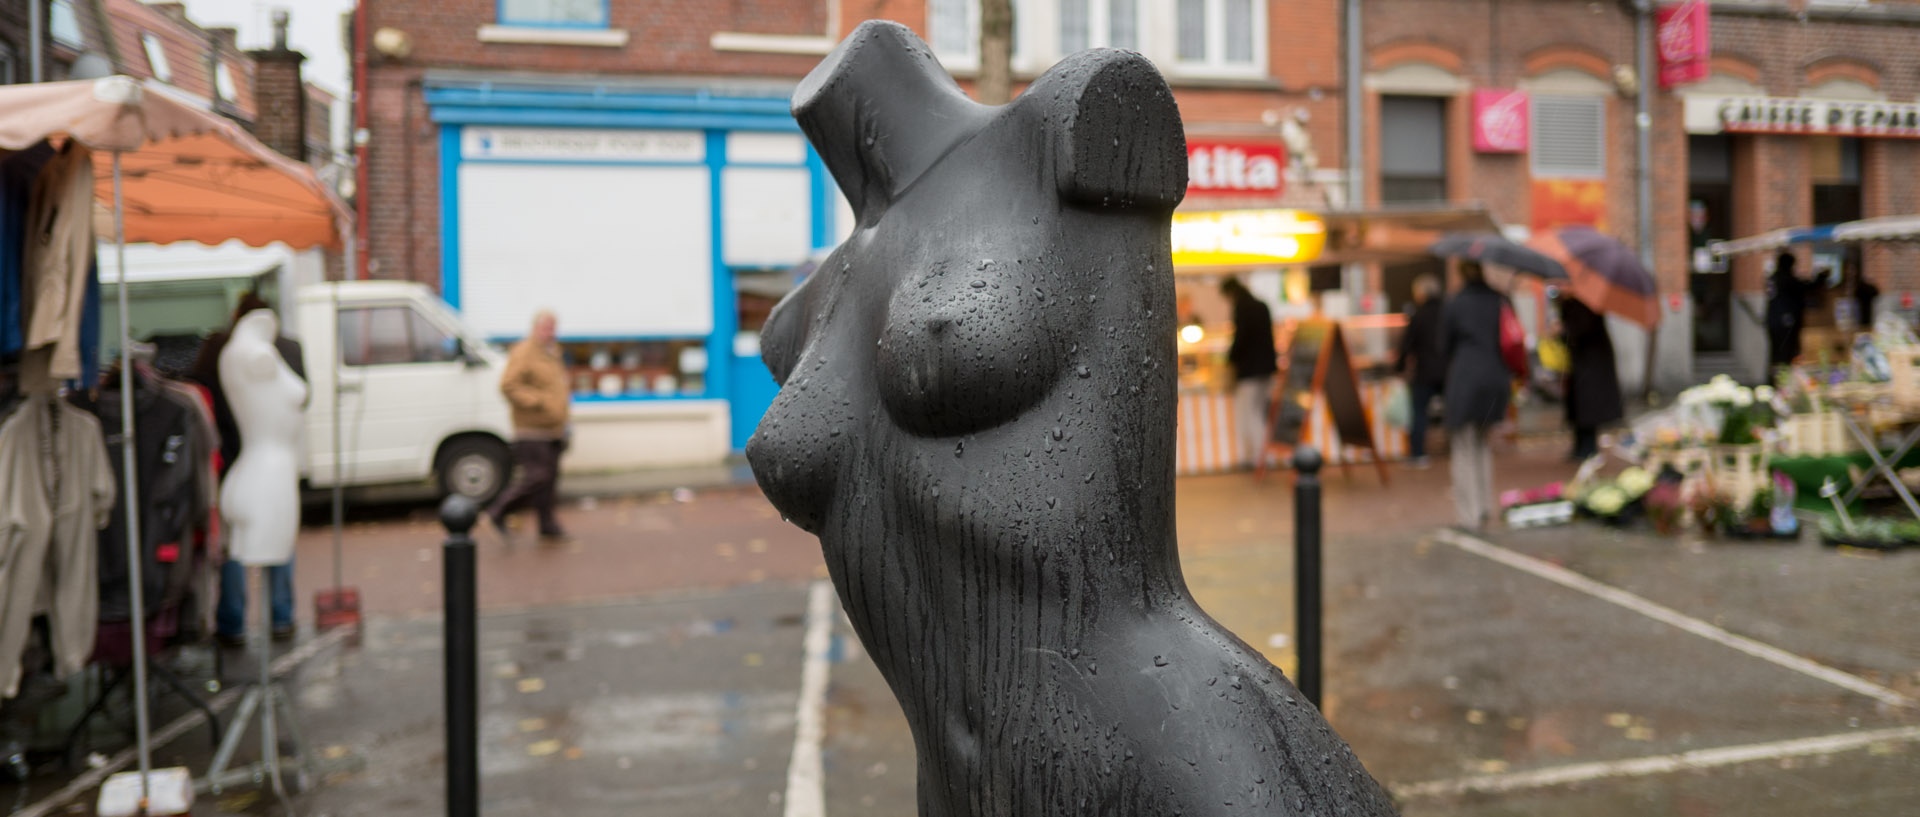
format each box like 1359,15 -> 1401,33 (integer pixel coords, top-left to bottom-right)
1383,380 -> 1411,429
1499,301 -> 1529,379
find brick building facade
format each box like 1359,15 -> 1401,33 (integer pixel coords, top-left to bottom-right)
1360,0 -> 1920,388
352,0 -> 1340,465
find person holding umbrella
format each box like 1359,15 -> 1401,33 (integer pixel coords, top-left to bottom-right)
1559,297 -> 1622,461
1440,261 -> 1514,530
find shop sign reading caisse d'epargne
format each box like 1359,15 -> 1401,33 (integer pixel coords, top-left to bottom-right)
1684,95 -> 1920,138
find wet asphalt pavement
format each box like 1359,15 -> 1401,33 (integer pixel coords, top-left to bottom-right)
4,444 -> 1916,816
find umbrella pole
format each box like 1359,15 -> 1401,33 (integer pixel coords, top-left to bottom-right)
112,150 -> 155,808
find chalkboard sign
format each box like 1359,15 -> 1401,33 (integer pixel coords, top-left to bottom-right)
1267,319 -> 1386,482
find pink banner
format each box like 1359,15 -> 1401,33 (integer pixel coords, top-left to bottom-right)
1471,89 -> 1529,153
1657,1 -> 1710,89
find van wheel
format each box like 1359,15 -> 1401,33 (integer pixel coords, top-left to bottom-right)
438,438 -> 511,505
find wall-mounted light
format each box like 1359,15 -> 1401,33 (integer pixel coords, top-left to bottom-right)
1179,322 -> 1205,345
373,27 -> 413,59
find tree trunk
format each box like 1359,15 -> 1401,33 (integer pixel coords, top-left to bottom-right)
978,0 -> 1014,104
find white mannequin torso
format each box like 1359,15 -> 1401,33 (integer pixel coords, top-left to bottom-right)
218,310 -> 307,566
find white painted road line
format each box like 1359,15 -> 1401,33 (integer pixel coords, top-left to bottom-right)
1393,724 -> 1920,798
13,626 -> 353,817
783,580 -> 836,817
1434,528 -> 1915,709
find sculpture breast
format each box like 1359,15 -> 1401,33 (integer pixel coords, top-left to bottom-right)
748,20 -> 1397,816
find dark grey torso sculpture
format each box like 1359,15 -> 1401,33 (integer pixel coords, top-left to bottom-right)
748,20 -> 1398,816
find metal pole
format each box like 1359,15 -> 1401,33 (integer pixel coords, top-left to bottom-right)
440,494 -> 479,817
1635,0 -> 1658,395
332,228 -> 350,597
113,152 -> 154,806
1293,446 -> 1324,708
28,0 -> 42,83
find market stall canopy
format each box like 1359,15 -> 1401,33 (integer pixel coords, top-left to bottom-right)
1708,214 -> 1920,257
0,76 -> 344,249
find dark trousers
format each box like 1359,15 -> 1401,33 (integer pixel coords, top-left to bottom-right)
1408,382 -> 1438,459
1572,426 -> 1600,460
490,439 -> 564,534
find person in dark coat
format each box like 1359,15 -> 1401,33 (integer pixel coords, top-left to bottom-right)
1852,262 -> 1879,330
1440,261 -> 1512,529
1394,274 -> 1446,468
187,292 -> 307,647
1765,252 -> 1823,373
1560,298 -> 1623,461
1221,277 -> 1277,468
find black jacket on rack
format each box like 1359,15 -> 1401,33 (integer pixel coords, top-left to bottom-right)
73,371 -> 210,622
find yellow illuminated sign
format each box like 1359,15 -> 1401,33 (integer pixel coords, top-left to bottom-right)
1170,209 -> 1326,266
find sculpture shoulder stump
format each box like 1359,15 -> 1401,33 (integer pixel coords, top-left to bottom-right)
748,20 -> 1398,816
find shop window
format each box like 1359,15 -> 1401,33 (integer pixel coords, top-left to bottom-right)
1530,95 -> 1606,179
50,0 -> 85,49
339,307 -> 460,367
1060,0 -> 1139,54
499,0 -> 609,28
1174,0 -> 1258,71
141,33 -> 171,83
1380,95 -> 1447,204
557,339 -> 707,398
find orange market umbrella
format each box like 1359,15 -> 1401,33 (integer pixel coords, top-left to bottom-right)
0,76 -> 344,248
1527,226 -> 1660,329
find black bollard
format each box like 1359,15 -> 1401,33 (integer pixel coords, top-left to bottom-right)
1293,446 -> 1324,708
439,494 -> 479,817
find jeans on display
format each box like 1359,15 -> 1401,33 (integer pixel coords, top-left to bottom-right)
216,558 -> 295,637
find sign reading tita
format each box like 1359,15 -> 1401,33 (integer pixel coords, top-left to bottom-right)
1186,141 -> 1286,197
1684,96 -> 1920,138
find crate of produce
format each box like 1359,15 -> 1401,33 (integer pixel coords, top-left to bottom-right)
1778,410 -> 1856,457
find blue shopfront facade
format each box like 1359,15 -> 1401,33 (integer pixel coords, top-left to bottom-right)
425,78 -> 837,465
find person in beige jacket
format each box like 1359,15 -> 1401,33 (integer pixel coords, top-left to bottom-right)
486,310 -> 571,540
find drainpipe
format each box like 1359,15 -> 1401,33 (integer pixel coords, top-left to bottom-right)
353,2 -> 371,279
1634,0 -> 1657,395
1345,0 -> 1366,307
29,0 -> 42,81
1345,0 -> 1363,211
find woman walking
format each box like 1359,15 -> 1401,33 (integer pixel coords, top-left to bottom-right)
1441,261 -> 1515,530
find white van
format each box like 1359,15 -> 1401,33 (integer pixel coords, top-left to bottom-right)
297,281 -> 515,502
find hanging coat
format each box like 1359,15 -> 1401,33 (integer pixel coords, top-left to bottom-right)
0,396 -> 116,696
20,142 -> 95,389
1561,299 -> 1624,429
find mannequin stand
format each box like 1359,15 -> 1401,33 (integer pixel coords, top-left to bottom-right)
201,566 -> 314,798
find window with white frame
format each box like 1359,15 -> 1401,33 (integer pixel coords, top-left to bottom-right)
50,0 -> 86,49
929,0 -> 979,61
141,33 -> 172,83
1530,95 -> 1607,178
1174,0 -> 1258,71
499,0 -> 609,28
1060,0 -> 1140,54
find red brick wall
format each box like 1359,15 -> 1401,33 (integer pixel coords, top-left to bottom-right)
362,66 -> 440,287
360,0 -> 1329,287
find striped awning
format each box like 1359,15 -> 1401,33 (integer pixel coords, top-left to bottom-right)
1709,214 -> 1920,257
